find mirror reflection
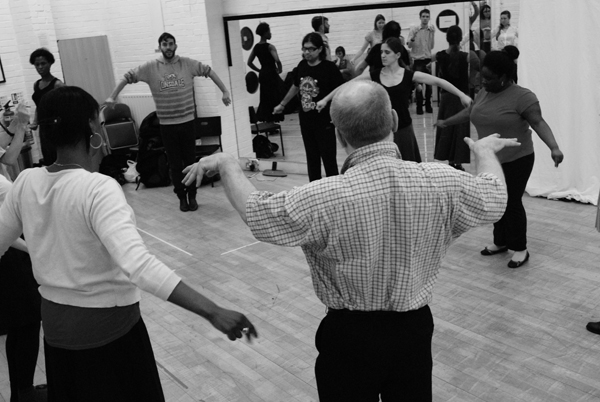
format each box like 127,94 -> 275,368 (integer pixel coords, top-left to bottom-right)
229,2 -> 490,178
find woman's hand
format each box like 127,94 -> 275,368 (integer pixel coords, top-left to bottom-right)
273,104 -> 284,114
435,119 -> 447,129
222,91 -> 231,106
551,148 -> 564,167
316,99 -> 328,112
460,94 -> 473,108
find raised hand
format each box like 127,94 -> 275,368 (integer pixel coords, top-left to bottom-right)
465,133 -> 520,154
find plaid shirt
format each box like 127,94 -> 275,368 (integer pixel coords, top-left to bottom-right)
247,142 -> 507,311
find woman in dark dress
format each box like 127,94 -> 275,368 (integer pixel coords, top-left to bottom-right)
434,25 -> 471,170
29,48 -> 64,166
274,32 -> 344,182
247,23 -> 285,122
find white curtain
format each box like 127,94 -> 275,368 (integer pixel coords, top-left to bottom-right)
519,0 -> 600,205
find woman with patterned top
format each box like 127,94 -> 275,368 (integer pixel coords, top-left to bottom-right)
274,33 -> 344,182
247,22 -> 285,122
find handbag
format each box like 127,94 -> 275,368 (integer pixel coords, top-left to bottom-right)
123,160 -> 139,183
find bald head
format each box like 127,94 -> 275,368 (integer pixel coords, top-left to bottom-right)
331,80 -> 394,148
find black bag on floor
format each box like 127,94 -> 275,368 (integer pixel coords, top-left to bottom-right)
135,111 -> 170,189
135,149 -> 170,189
99,154 -> 128,185
252,135 -> 279,158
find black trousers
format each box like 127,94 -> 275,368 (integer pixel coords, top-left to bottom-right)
6,322 -> 41,402
413,59 -> 433,107
315,306 -> 434,402
493,152 -> 535,251
299,118 -> 339,182
44,318 -> 165,402
160,120 -> 197,197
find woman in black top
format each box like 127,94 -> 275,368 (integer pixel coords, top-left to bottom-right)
318,37 -> 471,163
274,33 -> 344,181
247,23 -> 285,122
29,48 -> 64,165
434,25 -> 471,170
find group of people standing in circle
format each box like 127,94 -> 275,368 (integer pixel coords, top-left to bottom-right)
249,5 -> 563,271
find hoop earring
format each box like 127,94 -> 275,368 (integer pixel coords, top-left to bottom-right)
90,132 -> 103,150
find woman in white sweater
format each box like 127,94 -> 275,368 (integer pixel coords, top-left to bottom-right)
0,86 -> 257,401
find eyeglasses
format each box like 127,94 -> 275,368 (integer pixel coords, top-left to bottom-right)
302,47 -> 318,53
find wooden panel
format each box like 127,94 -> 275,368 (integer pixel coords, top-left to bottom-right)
57,36 -> 115,105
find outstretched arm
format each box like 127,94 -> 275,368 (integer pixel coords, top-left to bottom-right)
106,78 -> 129,104
521,102 -> 563,167
208,69 -> 232,106
351,39 -> 370,64
315,72 -> 371,111
414,72 -> 472,107
182,153 -> 256,223
167,281 -> 258,342
273,85 -> 299,114
465,134 -> 520,183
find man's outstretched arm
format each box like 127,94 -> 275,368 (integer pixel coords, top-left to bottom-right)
182,153 -> 256,223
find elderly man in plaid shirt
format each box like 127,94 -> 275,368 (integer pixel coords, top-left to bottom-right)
184,80 -> 519,402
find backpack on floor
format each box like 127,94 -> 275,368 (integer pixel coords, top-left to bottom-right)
135,112 -> 171,189
135,149 -> 170,189
252,135 -> 279,159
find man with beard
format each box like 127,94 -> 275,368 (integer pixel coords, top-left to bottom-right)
311,15 -> 332,61
106,32 -> 231,212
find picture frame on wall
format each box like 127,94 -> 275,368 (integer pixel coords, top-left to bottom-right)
0,57 -> 5,83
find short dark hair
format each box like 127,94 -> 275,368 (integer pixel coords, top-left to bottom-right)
29,48 -> 55,65
446,25 -> 463,46
158,32 -> 176,45
501,10 -> 511,19
311,16 -> 328,31
335,46 -> 345,56
382,20 -> 401,41
373,14 -> 385,30
302,32 -> 327,61
483,50 -> 517,81
38,86 -> 99,151
419,9 -> 430,17
256,22 -> 270,37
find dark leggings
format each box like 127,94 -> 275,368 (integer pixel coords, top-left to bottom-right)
493,153 -> 535,251
6,322 -> 41,402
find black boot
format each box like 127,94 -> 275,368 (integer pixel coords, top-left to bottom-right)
188,192 -> 198,211
425,101 -> 433,113
178,194 -> 189,212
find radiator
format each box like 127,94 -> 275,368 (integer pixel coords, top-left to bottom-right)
119,94 -> 155,126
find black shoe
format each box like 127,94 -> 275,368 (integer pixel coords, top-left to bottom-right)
179,196 -> 189,212
586,321 -> 600,335
480,246 -> 508,256
425,104 -> 433,113
508,251 -> 529,268
416,107 -> 424,115
188,194 -> 198,211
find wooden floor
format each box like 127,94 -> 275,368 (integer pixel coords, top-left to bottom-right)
1,104 -> 600,401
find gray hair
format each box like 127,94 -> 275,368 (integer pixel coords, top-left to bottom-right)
330,81 -> 393,148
